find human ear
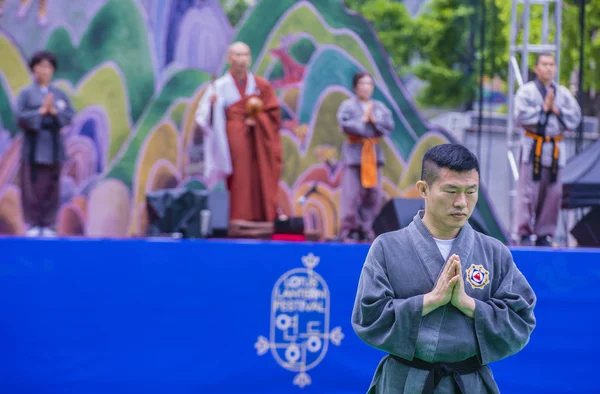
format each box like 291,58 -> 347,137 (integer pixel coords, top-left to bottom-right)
416,180 -> 428,198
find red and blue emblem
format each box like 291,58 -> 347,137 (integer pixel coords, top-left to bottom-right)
465,264 -> 490,289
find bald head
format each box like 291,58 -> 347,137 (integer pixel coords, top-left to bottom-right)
228,41 -> 251,75
228,41 -> 250,55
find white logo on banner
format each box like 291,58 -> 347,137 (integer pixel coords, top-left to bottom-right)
254,253 -> 344,388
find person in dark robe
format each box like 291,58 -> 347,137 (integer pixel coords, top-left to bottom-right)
196,41 -> 282,225
16,50 -> 75,237
352,144 -> 536,393
336,72 -> 394,242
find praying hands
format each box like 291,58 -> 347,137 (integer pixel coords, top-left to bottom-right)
542,88 -> 561,116
422,254 -> 476,317
39,92 -> 56,116
362,101 -> 375,124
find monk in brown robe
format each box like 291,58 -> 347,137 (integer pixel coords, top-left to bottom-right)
196,42 -> 282,223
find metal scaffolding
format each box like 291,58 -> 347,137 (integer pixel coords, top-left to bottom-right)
506,0 -> 562,241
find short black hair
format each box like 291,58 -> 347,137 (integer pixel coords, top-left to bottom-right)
421,143 -> 480,185
29,50 -> 58,71
352,71 -> 372,89
536,52 -> 555,65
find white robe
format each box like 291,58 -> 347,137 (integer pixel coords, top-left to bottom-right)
195,72 -> 259,189
514,80 -> 582,168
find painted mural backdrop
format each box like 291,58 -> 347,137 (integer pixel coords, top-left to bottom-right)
0,0 -> 505,241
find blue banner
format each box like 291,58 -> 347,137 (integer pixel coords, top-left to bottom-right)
0,238 -> 598,393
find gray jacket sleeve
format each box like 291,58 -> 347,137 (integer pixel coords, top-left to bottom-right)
16,89 -> 42,132
474,248 -> 537,364
337,99 -> 369,137
372,101 -> 394,136
514,84 -> 546,129
53,90 -> 75,128
351,238 -> 423,359
556,86 -> 582,131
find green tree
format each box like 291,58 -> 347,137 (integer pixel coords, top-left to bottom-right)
412,0 -> 509,109
346,0 -> 506,110
560,0 -> 600,115
496,0 -> 600,116
358,0 -> 415,76
343,0 -> 414,76
349,0 -> 596,113
411,0 -> 477,109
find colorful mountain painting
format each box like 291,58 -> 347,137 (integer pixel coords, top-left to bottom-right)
0,0 -> 506,242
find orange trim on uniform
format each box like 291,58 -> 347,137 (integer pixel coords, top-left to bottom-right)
347,135 -> 380,188
525,130 -> 563,159
525,131 -> 563,180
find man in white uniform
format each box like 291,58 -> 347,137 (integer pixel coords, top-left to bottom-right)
514,52 -> 582,246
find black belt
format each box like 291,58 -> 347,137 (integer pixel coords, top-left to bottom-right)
526,130 -> 563,183
390,354 -> 482,394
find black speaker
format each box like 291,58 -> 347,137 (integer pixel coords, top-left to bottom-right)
373,198 -> 491,236
274,217 -> 305,235
145,187 -> 230,238
373,198 -> 424,236
571,207 -> 600,247
146,187 -> 208,238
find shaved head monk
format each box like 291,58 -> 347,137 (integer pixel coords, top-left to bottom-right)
196,41 -> 282,227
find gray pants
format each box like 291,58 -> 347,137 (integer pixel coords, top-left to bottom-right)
340,165 -> 382,236
516,161 -> 562,239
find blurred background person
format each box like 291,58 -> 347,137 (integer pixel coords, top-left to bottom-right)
16,50 -> 75,237
196,42 -> 282,227
514,52 -> 581,247
337,72 -> 394,242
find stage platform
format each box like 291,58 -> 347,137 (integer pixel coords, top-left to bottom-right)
0,237 -> 598,394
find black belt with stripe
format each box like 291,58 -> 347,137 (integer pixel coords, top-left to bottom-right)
526,130 -> 563,184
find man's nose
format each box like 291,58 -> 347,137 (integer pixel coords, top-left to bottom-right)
454,193 -> 467,208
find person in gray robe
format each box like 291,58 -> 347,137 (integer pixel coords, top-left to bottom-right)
16,50 -> 75,237
514,52 -> 582,246
352,143 -> 536,393
337,72 -> 394,242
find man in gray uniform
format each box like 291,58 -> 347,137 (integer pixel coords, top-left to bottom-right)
352,144 -> 536,393
16,51 -> 75,236
514,52 -> 582,246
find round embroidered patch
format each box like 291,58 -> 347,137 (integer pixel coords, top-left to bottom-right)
56,99 -> 67,111
465,264 -> 490,290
